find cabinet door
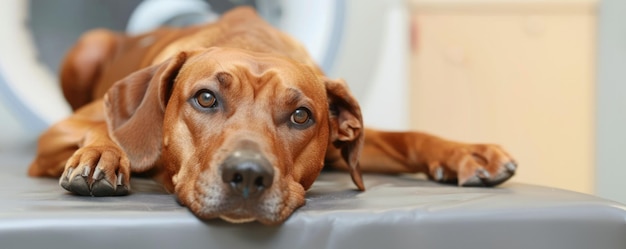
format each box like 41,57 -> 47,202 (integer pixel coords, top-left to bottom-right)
410,13 -> 595,193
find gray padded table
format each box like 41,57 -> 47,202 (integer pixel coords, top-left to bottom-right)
1,150 -> 625,249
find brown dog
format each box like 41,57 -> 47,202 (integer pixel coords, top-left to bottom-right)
28,7 -> 516,225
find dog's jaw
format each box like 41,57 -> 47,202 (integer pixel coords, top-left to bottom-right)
177,167 -> 306,225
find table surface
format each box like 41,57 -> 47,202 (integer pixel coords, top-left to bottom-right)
1,150 -> 625,249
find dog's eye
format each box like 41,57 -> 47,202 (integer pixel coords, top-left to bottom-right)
291,107 -> 311,125
195,90 -> 217,108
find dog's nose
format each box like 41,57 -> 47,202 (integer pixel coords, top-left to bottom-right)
221,149 -> 274,198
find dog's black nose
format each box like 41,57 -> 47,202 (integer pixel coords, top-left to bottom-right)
221,149 -> 274,198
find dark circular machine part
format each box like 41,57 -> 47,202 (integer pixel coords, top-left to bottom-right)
27,0 -> 261,74
28,0 -> 143,73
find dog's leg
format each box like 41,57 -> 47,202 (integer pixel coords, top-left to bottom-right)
29,102 -> 131,196
357,128 -> 517,186
60,29 -> 118,110
28,118 -> 93,178
28,101 -> 108,178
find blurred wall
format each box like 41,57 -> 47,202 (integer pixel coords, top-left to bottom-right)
0,0 -> 141,153
409,0 -> 599,195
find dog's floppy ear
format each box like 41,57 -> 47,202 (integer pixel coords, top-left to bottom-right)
325,78 -> 365,191
104,52 -> 188,171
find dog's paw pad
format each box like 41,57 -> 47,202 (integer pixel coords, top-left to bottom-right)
430,166 -> 458,184
460,175 -> 483,187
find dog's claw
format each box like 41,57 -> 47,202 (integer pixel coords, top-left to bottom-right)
505,162 -> 517,173
114,172 -> 130,195
81,166 -> 90,177
434,167 -> 444,181
61,169 -> 129,196
459,162 -> 516,187
92,167 -> 104,180
460,175 -> 482,187
92,176 -> 129,196
117,173 -> 124,186
476,169 -> 490,179
60,145 -> 130,197
435,143 -> 517,187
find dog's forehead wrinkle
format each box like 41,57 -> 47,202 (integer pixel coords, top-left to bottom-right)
242,65 -> 278,89
248,58 -> 270,76
285,87 -> 303,106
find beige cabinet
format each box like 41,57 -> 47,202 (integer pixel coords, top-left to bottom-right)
409,0 -> 597,193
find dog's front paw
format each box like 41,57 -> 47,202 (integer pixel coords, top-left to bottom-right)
60,145 -> 131,196
428,144 -> 517,187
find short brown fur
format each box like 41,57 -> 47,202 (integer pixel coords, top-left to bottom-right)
29,7 -> 516,225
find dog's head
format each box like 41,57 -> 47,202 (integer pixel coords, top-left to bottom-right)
103,48 -> 364,224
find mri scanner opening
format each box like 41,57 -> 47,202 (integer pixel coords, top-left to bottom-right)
0,0 -> 409,151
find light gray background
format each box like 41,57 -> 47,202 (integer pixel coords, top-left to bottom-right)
595,0 -> 626,204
